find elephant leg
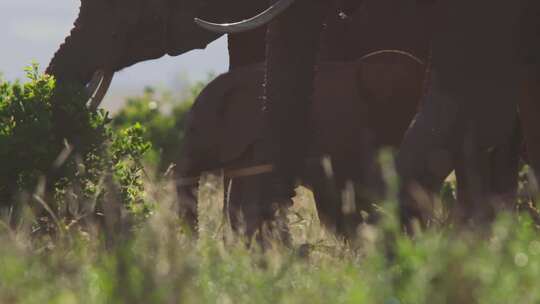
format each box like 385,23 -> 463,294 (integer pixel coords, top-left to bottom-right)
176,185 -> 199,233
227,175 -> 263,238
226,175 -> 261,237
304,159 -> 342,235
310,176 -> 361,239
307,154 -> 380,240
336,180 -> 369,240
453,128 -> 494,224
487,121 -> 521,207
518,0 -> 540,181
261,0 -> 328,208
451,114 -> 521,225
397,73 -> 457,228
311,179 -> 374,240
520,72 -> 540,183
228,172 -> 292,245
335,145 -> 385,237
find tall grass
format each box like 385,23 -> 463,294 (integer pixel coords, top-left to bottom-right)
1,169 -> 540,304
2,66 -> 540,304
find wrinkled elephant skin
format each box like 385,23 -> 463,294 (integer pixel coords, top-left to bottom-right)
46,0 -> 269,97
178,54 -> 425,238
397,0 -> 525,226
517,0 -> 540,184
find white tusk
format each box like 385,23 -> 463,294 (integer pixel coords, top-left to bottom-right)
88,71 -> 113,111
359,50 -> 425,66
85,70 -> 104,97
194,0 -> 296,34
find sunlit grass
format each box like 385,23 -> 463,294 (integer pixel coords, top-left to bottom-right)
1,169 -> 540,304
4,65 -> 540,303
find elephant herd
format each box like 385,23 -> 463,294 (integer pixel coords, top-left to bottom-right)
47,0 -> 540,239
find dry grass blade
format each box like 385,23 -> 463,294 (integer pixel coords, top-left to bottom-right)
33,194 -> 64,234
52,139 -> 74,169
0,220 -> 15,241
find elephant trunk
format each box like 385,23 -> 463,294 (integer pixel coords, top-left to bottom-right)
262,0 -> 328,197
47,29 -> 97,85
47,0 -> 106,85
47,25 -> 115,111
46,0 -> 118,109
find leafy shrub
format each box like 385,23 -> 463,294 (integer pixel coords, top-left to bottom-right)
0,64 -> 151,229
112,78 -> 210,172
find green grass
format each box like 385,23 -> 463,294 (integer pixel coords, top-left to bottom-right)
2,65 -> 540,303
1,171 -> 540,304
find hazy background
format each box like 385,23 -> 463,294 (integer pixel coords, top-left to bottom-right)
0,0 -> 229,111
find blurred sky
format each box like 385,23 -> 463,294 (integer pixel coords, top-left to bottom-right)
0,0 -> 229,111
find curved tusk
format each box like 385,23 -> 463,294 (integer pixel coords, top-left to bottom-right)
88,71 -> 113,111
359,50 -> 425,66
194,0 -> 296,34
85,70 -> 104,97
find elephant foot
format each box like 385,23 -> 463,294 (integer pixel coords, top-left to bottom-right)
176,185 -> 199,236
227,172 -> 294,248
258,201 -> 293,248
263,176 -> 296,208
259,179 -> 296,246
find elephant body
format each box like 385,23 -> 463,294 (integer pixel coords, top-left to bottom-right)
174,0 -> 433,236
244,0 -> 433,231
177,53 -> 425,237
46,0 -> 275,103
397,0 -> 525,224
50,0 -> 526,232
517,0 -> 540,182
197,0 -> 526,229
47,0 -> 435,235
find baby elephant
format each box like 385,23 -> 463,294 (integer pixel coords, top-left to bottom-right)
176,52 -> 426,239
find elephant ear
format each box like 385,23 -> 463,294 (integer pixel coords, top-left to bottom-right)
217,65 -> 266,163
355,51 -> 426,146
310,62 -> 368,156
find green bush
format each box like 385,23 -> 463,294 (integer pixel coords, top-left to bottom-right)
0,64 -> 151,228
4,66 -> 540,304
112,79 -> 210,172
2,179 -> 540,304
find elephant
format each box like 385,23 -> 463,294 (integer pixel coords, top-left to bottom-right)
45,0 -> 274,110
46,0 -> 432,234
47,0 -> 525,231
517,0 -> 540,186
197,0 -> 529,230
195,0 -> 433,235
394,0 -> 527,227
176,51 -> 426,238
46,0 -> 431,103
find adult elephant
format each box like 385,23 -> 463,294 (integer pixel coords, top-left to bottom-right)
177,53 -> 426,238
197,0 -> 526,230
46,0 -> 274,227
46,0 -> 271,109
518,0 -> 540,186
396,0 -> 525,227
48,0 -> 431,234
195,0 -> 435,237
196,0 -> 433,235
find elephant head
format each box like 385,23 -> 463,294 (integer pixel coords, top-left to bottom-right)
173,64 -> 266,231
195,0 -> 365,34
176,64 -> 266,178
46,0 -> 263,108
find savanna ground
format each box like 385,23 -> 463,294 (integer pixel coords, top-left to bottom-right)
2,66 -> 540,304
